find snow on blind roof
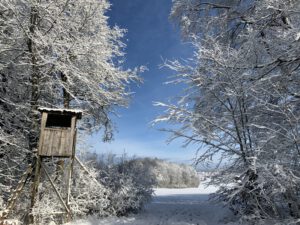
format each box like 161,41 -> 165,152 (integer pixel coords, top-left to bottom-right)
38,107 -> 83,119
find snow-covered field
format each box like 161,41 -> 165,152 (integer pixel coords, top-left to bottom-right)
67,183 -> 236,225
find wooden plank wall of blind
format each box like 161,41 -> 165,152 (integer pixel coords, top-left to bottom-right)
38,112 -> 77,157
41,128 -> 73,156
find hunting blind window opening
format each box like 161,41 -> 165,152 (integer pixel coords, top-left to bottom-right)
46,114 -> 72,128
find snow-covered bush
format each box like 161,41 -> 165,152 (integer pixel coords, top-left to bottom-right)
28,162 -> 109,224
70,165 -> 111,218
101,170 -> 150,216
30,162 -> 111,224
85,153 -> 155,216
212,163 -> 300,224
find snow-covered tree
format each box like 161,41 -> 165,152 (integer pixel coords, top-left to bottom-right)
156,0 -> 300,223
0,0 -> 139,220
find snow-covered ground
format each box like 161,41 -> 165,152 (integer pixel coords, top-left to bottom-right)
67,183 -> 236,225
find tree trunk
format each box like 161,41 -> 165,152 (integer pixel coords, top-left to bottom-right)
55,72 -> 72,177
27,5 -> 40,224
27,4 -> 40,158
61,72 -> 71,108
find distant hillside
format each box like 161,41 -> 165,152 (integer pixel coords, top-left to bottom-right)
124,158 -> 200,188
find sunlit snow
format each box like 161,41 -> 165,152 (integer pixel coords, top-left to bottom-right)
66,183 -> 235,225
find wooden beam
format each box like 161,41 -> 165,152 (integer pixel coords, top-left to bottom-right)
7,165 -> 33,211
29,156 -> 41,224
65,120 -> 77,222
66,130 -> 76,204
74,156 -> 102,187
38,112 -> 48,155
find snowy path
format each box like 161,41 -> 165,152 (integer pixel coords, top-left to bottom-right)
68,185 -> 234,225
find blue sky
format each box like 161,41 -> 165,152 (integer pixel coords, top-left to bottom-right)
89,0 -> 198,163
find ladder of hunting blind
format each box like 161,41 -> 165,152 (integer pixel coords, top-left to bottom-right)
0,164 -> 33,220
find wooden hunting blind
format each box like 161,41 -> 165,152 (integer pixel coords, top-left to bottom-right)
38,107 -> 82,157
0,107 -> 100,224
31,108 -> 82,223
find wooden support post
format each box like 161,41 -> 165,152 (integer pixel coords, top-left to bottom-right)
29,156 -> 41,224
75,156 -> 93,177
74,156 -> 103,188
65,157 -> 74,223
65,119 -> 76,222
66,120 -> 76,205
0,164 -> 33,221
66,158 -> 73,207
28,112 -> 47,224
7,165 -> 33,211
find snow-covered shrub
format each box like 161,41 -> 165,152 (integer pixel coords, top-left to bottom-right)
101,171 -> 149,216
211,162 -> 300,224
30,162 -> 111,224
70,165 -> 110,218
1,152 -> 154,223
84,153 -> 155,216
31,184 -> 64,224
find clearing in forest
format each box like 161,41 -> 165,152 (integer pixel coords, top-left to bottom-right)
68,183 -> 236,225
